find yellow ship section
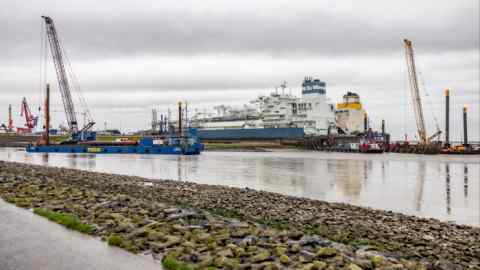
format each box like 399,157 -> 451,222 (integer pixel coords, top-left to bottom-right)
336,102 -> 362,110
87,147 -> 102,153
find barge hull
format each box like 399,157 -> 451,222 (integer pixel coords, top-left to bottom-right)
26,145 -> 200,155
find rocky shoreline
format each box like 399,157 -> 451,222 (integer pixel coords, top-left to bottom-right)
0,160 -> 478,269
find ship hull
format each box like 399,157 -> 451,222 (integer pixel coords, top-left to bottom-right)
196,127 -> 304,140
26,144 -> 202,155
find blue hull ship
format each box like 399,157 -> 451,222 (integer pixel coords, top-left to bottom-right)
26,143 -> 202,155
27,130 -> 204,156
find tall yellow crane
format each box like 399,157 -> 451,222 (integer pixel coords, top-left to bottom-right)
403,39 -> 441,145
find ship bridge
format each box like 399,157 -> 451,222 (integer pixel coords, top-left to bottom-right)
302,77 -> 326,95
337,92 -> 363,110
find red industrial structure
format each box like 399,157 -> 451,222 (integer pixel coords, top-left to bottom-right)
16,97 -> 38,134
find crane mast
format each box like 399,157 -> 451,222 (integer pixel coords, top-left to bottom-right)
42,16 -> 78,133
404,39 -> 427,145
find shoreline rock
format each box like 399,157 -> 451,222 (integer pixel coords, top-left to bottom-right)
0,160 -> 478,269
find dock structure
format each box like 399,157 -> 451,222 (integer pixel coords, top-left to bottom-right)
0,134 -> 38,147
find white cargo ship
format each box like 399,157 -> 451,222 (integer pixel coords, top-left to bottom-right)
190,77 -> 340,136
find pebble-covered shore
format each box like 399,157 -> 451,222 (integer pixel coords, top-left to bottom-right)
0,160 -> 478,269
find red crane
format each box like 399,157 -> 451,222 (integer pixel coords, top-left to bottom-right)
16,97 -> 38,134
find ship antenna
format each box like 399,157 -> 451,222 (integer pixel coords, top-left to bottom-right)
280,81 -> 286,95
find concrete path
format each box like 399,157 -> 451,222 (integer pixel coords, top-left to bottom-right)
0,199 -> 162,270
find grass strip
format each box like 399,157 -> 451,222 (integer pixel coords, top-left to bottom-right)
107,233 -> 138,253
33,208 -> 94,235
162,256 -> 194,270
162,256 -> 218,270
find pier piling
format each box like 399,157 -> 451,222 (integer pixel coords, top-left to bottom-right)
463,106 -> 468,147
364,113 -> 368,133
44,84 -> 50,145
445,90 -> 450,147
178,102 -> 183,136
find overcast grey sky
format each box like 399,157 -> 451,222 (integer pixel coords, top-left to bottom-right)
1,0 -> 478,140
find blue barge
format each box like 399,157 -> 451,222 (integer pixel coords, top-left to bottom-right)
27,130 -> 204,155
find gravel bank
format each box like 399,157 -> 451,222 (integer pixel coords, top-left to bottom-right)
0,160 -> 478,269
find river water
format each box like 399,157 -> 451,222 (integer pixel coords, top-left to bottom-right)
0,148 -> 478,226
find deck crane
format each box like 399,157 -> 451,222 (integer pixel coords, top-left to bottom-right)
42,16 -> 95,142
403,39 -> 441,145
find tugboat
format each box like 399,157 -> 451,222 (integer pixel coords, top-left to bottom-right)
359,140 -> 384,153
359,128 -> 385,153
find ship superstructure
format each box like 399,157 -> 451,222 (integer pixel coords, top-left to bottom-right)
335,92 -> 366,134
293,77 -> 336,135
254,82 -> 299,128
190,104 -> 262,130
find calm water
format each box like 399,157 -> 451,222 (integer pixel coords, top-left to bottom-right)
0,148 -> 478,226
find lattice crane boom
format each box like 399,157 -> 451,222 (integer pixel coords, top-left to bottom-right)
42,16 -> 78,133
404,39 -> 428,145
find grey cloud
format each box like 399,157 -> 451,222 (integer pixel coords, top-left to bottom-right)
1,0 -> 478,62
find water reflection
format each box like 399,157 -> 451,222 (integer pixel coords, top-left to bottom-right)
330,160 -> 364,199
381,161 -> 386,183
0,149 -> 478,226
445,164 -> 451,215
23,152 -> 32,164
464,164 -> 469,198
363,160 -> 369,184
67,154 -> 78,169
260,158 -> 306,192
41,153 -> 49,165
414,161 -> 426,212
87,155 -> 96,170
177,156 -> 183,181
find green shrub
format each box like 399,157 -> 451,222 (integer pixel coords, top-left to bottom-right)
107,233 -> 138,253
107,234 -> 124,246
162,256 -> 202,270
33,208 -> 94,234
